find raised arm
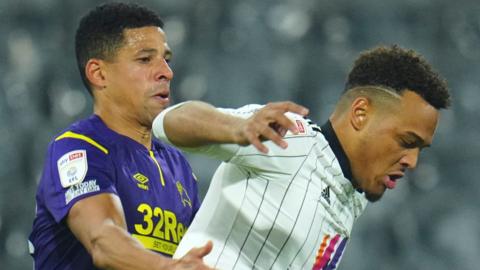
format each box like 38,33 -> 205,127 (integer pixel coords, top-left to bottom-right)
153,101 -> 309,153
67,193 -> 214,270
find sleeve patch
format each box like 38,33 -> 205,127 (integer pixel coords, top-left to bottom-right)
65,179 -> 100,204
296,120 -> 306,134
57,150 -> 88,188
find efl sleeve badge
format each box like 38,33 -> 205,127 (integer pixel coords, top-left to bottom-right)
57,150 -> 88,188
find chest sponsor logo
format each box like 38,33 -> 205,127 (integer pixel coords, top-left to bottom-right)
312,234 -> 348,270
65,179 -> 100,204
57,150 -> 87,188
133,203 -> 188,255
176,181 -> 192,208
133,173 -> 149,190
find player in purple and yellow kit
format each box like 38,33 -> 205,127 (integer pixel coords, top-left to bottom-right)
29,3 -> 214,270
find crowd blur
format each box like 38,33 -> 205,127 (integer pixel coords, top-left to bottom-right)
0,0 -> 479,269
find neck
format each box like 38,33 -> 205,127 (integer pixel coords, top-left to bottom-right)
94,105 -> 152,150
329,111 -> 359,186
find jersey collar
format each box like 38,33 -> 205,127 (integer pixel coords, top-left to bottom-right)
90,114 -> 164,151
320,120 -> 355,185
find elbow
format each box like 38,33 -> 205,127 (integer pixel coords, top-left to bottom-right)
91,250 -> 109,269
90,236 -> 109,269
89,224 -> 118,269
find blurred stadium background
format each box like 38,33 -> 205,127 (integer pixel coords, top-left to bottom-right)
1,0 -> 479,269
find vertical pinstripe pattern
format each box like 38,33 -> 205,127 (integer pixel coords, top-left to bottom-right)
231,178 -> 270,269
214,172 -> 252,268
170,108 -> 369,270
300,156 -> 343,270
269,155 -> 321,268
287,195 -> 325,269
252,144 -> 316,267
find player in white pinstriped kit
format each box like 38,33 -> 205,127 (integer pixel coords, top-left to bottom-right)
155,103 -> 366,269
153,46 -> 451,269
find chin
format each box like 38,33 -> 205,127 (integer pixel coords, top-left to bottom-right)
364,191 -> 384,202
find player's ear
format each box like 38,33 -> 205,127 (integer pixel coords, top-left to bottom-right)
85,59 -> 107,90
349,96 -> 370,131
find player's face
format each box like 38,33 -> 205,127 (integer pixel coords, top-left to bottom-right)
352,90 -> 439,202
103,26 -> 173,127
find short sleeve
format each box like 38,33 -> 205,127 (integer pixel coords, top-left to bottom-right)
42,138 -> 117,223
153,103 -> 266,161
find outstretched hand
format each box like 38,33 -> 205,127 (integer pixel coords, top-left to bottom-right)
235,101 -> 309,153
171,241 -> 216,270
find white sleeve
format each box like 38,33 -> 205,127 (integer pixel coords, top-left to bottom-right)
152,101 -> 187,146
152,103 -> 313,170
152,103 -> 264,161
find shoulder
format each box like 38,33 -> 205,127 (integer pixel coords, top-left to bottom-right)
46,117 -> 112,180
51,115 -> 111,156
43,116 -> 115,188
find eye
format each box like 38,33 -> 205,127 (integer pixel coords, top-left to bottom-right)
137,56 -> 152,63
164,51 -> 173,64
400,139 -> 417,149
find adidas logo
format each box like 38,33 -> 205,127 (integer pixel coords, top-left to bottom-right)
321,186 -> 330,205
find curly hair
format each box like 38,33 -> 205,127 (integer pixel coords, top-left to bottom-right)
75,3 -> 164,94
345,45 -> 451,109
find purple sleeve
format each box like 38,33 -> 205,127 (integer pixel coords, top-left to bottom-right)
43,138 -> 117,223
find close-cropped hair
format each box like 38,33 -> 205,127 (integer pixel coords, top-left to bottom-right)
75,2 -> 164,94
345,45 -> 451,109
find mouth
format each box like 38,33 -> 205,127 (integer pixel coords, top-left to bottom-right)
383,173 -> 404,189
153,92 -> 169,99
151,88 -> 170,103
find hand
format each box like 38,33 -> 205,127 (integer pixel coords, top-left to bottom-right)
170,241 -> 216,270
235,101 -> 309,153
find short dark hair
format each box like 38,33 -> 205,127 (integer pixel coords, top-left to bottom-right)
345,45 -> 451,109
75,2 -> 164,94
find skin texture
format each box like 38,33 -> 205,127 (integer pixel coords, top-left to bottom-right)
162,101 -> 309,153
87,26 -> 173,149
160,89 -> 438,204
67,26 -> 214,270
331,89 -> 439,201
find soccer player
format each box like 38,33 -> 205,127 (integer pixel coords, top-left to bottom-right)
152,46 -> 451,269
29,3 -> 214,270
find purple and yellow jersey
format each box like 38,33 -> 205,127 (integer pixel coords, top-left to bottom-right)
28,115 -> 200,270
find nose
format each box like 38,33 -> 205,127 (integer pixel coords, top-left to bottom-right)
154,58 -> 173,82
400,148 -> 419,170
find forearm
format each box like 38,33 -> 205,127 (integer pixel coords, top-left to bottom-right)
161,101 -> 245,147
89,222 -> 172,270
154,100 -> 309,154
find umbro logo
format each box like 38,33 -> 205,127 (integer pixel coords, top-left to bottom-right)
133,173 -> 149,191
321,186 -> 330,205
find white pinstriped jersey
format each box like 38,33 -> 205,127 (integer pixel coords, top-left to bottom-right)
154,104 -> 369,270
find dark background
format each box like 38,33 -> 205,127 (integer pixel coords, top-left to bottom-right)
0,0 -> 479,269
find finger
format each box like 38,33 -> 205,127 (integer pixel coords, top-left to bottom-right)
199,241 -> 213,257
260,127 -> 288,149
189,241 -> 214,258
270,114 -> 300,135
269,123 -> 288,137
271,101 -> 309,116
277,126 -> 288,137
247,132 -> 269,153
